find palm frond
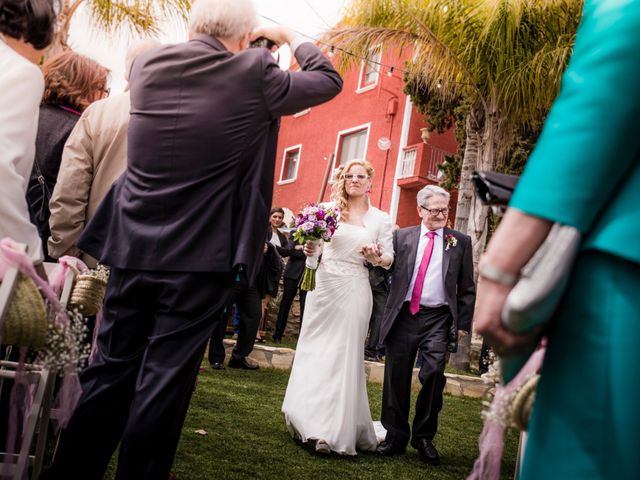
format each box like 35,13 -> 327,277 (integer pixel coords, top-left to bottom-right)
87,0 -> 190,35
329,0 -> 582,130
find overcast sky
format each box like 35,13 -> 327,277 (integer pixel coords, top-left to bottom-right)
68,0 -> 349,94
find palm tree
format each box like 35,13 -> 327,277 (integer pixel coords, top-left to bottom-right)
53,0 -> 190,52
326,0 -> 583,368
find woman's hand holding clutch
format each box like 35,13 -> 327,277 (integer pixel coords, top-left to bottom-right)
475,209 -> 551,356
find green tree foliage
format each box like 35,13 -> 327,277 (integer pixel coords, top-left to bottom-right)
54,0 -> 190,51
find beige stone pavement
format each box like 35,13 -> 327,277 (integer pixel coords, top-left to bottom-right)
222,340 -> 489,399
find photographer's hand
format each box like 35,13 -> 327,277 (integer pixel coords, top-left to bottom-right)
250,26 -> 296,49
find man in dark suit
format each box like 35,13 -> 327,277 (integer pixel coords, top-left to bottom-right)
273,235 -> 307,343
376,185 -> 475,465
42,1 -> 342,478
365,265 -> 389,361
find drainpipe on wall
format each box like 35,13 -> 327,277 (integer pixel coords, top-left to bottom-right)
388,95 -> 413,224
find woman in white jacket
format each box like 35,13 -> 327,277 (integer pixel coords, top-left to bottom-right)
0,0 -> 58,272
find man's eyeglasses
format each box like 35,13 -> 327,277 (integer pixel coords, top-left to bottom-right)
344,174 -> 369,181
420,206 -> 450,216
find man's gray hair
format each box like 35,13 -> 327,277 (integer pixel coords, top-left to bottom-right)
417,185 -> 450,206
188,0 -> 257,41
125,39 -> 161,80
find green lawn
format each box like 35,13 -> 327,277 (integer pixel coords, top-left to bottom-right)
105,366 -> 518,480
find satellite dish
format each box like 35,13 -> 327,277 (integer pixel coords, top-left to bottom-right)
377,137 -> 391,151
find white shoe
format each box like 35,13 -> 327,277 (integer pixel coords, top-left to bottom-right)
315,440 -> 331,454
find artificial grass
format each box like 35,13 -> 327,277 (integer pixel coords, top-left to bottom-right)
105,366 -> 518,480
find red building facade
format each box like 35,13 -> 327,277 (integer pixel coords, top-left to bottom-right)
272,45 -> 457,227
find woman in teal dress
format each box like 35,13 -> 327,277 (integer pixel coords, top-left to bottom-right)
474,0 -> 640,478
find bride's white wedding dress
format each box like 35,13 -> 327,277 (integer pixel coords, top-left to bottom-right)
282,222 -> 382,455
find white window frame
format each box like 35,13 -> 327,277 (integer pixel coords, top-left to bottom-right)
278,144 -> 302,184
356,45 -> 382,94
332,123 -> 371,174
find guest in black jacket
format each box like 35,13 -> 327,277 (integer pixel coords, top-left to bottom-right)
260,207 -> 288,340
267,207 -> 289,256
26,50 -> 109,260
273,234 -> 307,344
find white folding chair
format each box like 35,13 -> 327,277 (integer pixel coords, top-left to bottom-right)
0,250 -> 77,479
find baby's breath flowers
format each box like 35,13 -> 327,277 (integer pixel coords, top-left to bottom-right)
35,307 -> 90,373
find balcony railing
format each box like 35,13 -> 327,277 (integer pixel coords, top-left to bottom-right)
398,143 -> 450,185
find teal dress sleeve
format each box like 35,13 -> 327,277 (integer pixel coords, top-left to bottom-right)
510,0 -> 640,252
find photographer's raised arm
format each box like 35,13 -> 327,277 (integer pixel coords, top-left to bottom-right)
256,26 -> 343,117
250,26 -> 297,49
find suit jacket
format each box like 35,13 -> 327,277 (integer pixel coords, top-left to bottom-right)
48,93 -> 130,267
27,104 -> 80,258
267,229 -> 289,258
78,36 -> 342,280
282,236 -> 306,280
256,240 -> 283,298
381,226 -> 475,351
0,40 -> 45,261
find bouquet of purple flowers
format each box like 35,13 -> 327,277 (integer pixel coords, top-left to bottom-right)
292,203 -> 340,291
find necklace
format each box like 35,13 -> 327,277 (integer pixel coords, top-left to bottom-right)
58,105 -> 82,116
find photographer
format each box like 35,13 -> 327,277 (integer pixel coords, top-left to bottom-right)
43,0 -> 343,478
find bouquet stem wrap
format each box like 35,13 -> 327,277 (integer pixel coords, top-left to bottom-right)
300,239 -> 322,291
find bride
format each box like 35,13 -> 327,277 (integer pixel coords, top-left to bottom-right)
282,159 -> 394,455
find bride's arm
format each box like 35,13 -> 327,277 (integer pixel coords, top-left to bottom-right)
362,212 -> 394,268
376,212 -> 394,269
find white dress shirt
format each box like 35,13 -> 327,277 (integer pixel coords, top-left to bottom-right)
0,39 -> 45,261
269,231 -> 281,248
404,225 -> 447,307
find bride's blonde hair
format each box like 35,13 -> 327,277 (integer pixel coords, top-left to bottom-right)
330,159 -> 375,222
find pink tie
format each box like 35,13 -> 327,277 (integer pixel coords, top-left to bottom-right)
409,231 -> 436,315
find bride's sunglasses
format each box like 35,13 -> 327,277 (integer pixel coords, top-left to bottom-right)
344,174 -> 369,181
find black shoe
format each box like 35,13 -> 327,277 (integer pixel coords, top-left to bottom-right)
273,337 -> 282,345
210,362 -> 225,370
376,441 -> 406,456
416,439 -> 440,465
227,357 -> 259,370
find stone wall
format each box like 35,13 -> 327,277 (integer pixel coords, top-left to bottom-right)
222,340 -> 490,399
263,290 -> 302,339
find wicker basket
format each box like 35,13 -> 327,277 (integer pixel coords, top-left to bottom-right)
0,274 -> 48,349
69,274 -> 107,316
511,374 -> 540,431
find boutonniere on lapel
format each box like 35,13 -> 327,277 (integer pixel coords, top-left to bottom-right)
445,234 -> 458,251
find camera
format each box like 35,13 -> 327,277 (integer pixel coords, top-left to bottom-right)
249,37 -> 276,50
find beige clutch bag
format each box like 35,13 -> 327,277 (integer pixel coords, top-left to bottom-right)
500,224 -> 581,381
